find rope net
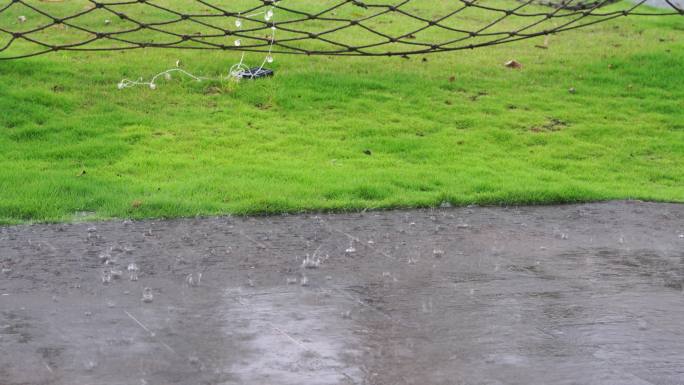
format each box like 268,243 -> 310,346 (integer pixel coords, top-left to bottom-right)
0,0 -> 681,60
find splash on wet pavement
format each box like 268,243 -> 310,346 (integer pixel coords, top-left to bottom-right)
1,201 -> 683,385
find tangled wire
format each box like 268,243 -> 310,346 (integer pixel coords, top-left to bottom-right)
0,0 -> 681,60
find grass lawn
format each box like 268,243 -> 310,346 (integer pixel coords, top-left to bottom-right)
0,1 -> 683,224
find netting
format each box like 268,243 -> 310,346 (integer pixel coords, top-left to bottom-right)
0,0 -> 681,60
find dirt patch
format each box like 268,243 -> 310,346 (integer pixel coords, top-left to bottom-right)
530,118 -> 568,132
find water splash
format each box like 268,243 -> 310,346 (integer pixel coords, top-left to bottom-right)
301,254 -> 321,269
127,263 -> 139,281
98,251 -> 111,264
345,240 -> 356,254
186,273 -> 202,287
110,268 -> 123,279
141,288 -> 154,303
101,270 -> 112,284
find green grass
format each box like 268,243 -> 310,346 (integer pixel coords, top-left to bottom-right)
1,1 -> 683,224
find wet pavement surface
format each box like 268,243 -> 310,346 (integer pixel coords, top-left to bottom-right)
641,0 -> 684,9
1,200 -> 683,385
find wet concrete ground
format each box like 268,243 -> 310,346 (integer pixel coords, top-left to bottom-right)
641,0 -> 684,9
1,200 -> 683,385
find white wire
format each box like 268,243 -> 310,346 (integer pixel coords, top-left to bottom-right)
117,4 -> 278,90
117,68 -> 212,89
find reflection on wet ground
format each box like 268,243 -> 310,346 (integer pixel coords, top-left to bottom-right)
1,201 -> 683,384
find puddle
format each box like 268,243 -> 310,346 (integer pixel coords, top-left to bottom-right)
223,288 -> 362,384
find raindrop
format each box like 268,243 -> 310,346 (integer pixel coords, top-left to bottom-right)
382,271 -> 391,278
456,223 -> 470,229
341,310 -> 352,319
286,277 -> 298,285
433,249 -> 444,258
234,39 -> 242,47
84,360 -> 98,371
265,10 -> 274,21
87,226 -> 97,233
265,55 -> 274,64
235,19 -> 242,28
104,19 -> 111,25
300,276 -> 309,286
188,355 -> 202,368
421,299 -> 433,313
18,15 -> 27,23
141,287 -> 154,303
1,268 -> 11,274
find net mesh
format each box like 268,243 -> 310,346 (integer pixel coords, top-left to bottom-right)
0,0 -> 681,60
